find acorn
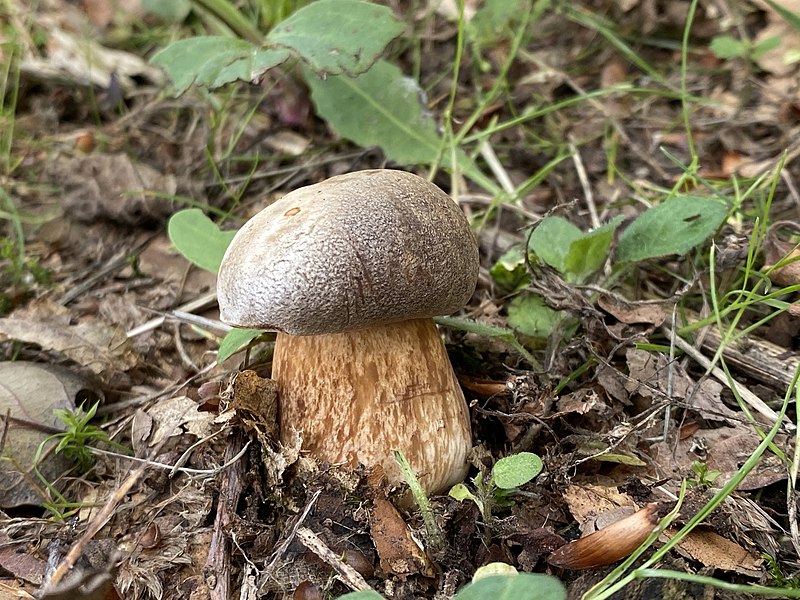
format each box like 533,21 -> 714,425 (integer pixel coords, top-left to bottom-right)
547,503 -> 660,569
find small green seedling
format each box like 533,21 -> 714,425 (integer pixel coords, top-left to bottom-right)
449,452 -> 543,524
687,461 -> 722,489
709,34 -> 780,62
34,401 -> 123,473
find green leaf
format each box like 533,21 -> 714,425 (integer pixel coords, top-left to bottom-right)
305,60 -> 442,164
217,328 -> 264,363
454,574 -> 566,600
470,0 -> 527,42
167,209 -> 236,273
151,37 -> 263,94
449,483 -> 478,503
337,592 -> 386,600
491,452 -> 543,489
269,0 -> 404,76
562,216 -> 623,282
528,217 -> 582,273
616,195 -> 728,262
142,0 -> 191,22
151,0 -> 404,94
489,246 -> 530,292
507,294 -> 561,338
709,35 -> 747,59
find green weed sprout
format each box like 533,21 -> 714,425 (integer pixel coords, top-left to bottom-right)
449,452 -> 543,524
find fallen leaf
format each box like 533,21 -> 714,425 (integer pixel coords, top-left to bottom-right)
0,317 -> 136,377
665,527 -> 763,577
0,531 -> 46,585
0,362 -> 99,508
369,496 -> 435,579
561,484 -> 637,531
147,396 -> 216,445
598,295 -> 666,327
46,153 -> 177,225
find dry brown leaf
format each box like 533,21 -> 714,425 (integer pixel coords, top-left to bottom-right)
0,317 -> 136,376
561,484 -> 637,531
665,528 -> 763,577
598,295 -> 666,327
368,496 -> 435,579
46,153 -> 177,225
0,531 -> 46,585
147,396 -> 216,445
21,14 -> 161,91
763,221 -> 800,287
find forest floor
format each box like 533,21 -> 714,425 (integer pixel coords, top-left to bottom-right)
2,0 -> 800,599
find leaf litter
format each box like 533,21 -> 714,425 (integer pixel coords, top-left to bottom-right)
3,0 -> 800,598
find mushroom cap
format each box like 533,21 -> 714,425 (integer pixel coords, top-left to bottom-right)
217,169 -> 479,335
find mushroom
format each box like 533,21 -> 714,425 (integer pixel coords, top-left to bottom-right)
217,169 -> 477,494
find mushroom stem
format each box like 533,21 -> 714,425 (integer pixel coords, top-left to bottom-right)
273,318 -> 471,494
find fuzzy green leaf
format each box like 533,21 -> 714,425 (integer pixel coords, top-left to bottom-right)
167,209 -> 236,273
616,195 -> 727,262
151,0 -> 404,94
507,294 -> 561,338
528,217 -> 582,273
562,216 -> 623,282
492,452 -> 543,489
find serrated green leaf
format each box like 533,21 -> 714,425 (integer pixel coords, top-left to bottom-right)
528,217 -> 582,273
454,574 -> 566,600
562,216 -> 623,282
506,294 -> 561,338
492,452 -> 543,489
167,209 -> 236,273
269,0 -> 404,76
709,35 -> 747,59
217,328 -> 264,363
616,195 -> 728,262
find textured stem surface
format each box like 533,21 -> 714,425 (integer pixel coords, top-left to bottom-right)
273,318 -> 471,494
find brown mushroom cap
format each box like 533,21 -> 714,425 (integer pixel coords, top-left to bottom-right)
217,169 -> 479,335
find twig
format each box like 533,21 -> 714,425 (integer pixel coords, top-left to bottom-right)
569,136 -> 600,229
206,429 -> 248,600
666,327 -> 793,431
263,490 -> 322,575
89,439 -> 249,478
126,291 -> 218,338
295,527 -> 374,592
